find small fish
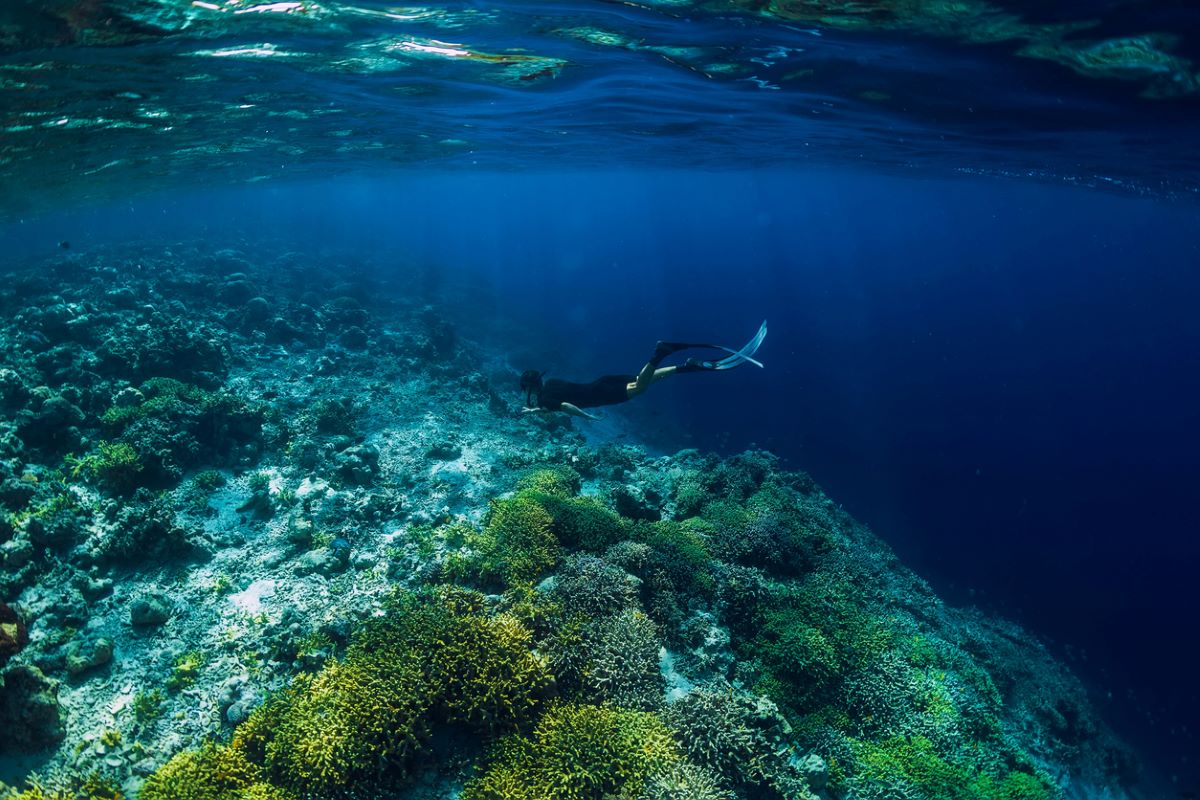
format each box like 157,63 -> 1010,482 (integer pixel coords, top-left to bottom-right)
58,240 -> 70,249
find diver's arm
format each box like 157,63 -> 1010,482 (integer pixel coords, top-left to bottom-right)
560,402 -> 601,421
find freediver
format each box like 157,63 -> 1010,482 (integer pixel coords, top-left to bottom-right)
520,321 -> 767,420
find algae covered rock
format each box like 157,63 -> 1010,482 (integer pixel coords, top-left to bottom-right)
0,665 -> 65,751
0,602 -> 27,669
129,592 -> 172,628
64,636 -> 114,676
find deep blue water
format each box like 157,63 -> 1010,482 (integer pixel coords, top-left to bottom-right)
8,170 -> 1199,790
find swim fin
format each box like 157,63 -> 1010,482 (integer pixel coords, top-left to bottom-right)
679,320 -> 767,371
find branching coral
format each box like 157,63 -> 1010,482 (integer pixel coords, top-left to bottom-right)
259,660 -> 429,793
463,703 -> 680,800
640,762 -> 736,800
551,554 -> 637,618
841,734 -> 1055,800
581,609 -> 664,711
145,589 -> 551,798
532,492 -> 627,553
480,493 -> 559,585
0,774 -> 122,800
141,742 -> 261,800
665,682 -> 812,796
97,378 -> 264,486
539,605 -> 663,710
516,465 -> 582,498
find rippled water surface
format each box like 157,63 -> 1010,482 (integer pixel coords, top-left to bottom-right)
2,0 -> 1200,214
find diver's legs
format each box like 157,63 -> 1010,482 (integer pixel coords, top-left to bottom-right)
628,323 -> 767,398
632,341 -> 692,393
628,365 -> 677,398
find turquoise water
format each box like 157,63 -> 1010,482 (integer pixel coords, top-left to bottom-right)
2,0 -> 1200,217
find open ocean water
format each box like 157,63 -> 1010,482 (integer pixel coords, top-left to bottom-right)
1,2 -> 1199,799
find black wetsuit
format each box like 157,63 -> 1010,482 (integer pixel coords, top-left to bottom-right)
537,375 -> 635,411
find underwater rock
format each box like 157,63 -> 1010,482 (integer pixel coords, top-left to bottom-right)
17,391 -> 85,450
0,468 -> 35,508
110,386 -> 145,409
426,440 -> 463,461
339,326 -> 368,349
218,676 -> 260,727
77,574 -> 114,602
0,665 -> 65,751
326,297 -> 369,330
420,305 -> 457,357
334,443 -> 380,485
795,752 -> 828,791
293,547 -> 348,577
104,287 -> 137,309
244,296 -> 272,323
101,492 -> 199,563
611,483 -> 662,521
0,602 -> 28,668
129,593 -> 172,628
220,277 -> 256,305
64,636 -> 113,676
0,368 -> 31,410
1,536 -> 35,570
285,514 -> 316,547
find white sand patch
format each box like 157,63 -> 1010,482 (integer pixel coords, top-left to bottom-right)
229,579 -> 276,614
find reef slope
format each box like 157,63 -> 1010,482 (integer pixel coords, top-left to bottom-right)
0,245 -> 1137,800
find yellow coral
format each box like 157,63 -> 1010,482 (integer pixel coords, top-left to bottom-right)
465,703 -> 680,800
141,742 -> 260,800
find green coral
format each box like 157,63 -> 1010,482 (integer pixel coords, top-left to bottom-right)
842,736 -> 1056,800
0,774 -> 123,800
258,660 -> 428,793
516,465 -> 582,497
532,492 -> 626,553
141,742 -> 261,800
463,703 -> 680,800
66,441 -> 143,491
753,611 -> 841,703
165,651 -> 204,692
670,470 -> 709,518
742,574 -> 895,711
473,493 -> 560,586
132,688 -> 165,726
147,589 -> 553,798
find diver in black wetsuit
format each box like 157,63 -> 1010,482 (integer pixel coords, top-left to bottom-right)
520,321 -> 767,420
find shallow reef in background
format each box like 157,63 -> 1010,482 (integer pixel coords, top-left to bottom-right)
0,244 -> 1139,800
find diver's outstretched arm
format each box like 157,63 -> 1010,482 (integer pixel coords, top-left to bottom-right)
560,402 -> 601,421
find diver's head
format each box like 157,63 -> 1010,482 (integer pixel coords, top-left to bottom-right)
520,370 -> 544,405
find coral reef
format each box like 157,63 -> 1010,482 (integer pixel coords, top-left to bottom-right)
0,242 -> 1140,800
463,702 -> 680,800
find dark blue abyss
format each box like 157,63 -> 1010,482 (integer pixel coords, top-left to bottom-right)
14,167 -> 1200,790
